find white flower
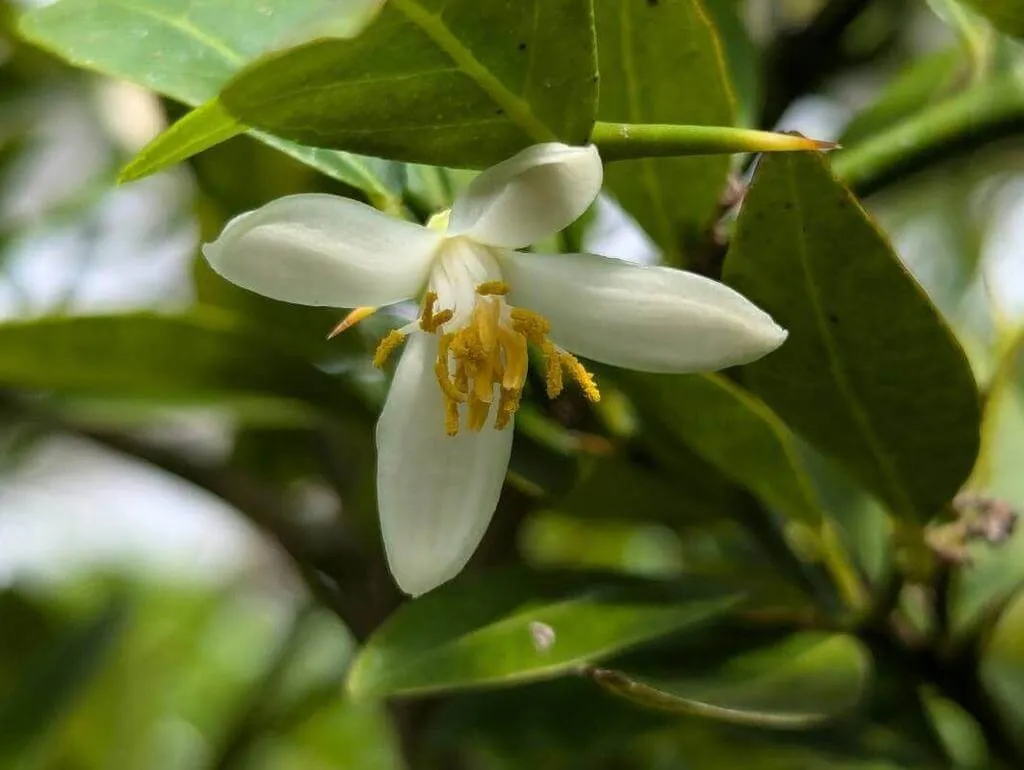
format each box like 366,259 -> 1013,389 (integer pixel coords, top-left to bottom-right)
203,143 -> 787,596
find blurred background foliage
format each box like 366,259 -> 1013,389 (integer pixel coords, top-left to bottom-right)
0,0 -> 1023,768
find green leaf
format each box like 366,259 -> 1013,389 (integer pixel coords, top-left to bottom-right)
220,0 -> 598,168
960,0 -> 1024,37
593,0 -> 735,264
952,331 -> 1024,634
119,99 -> 245,183
18,0 -> 404,206
840,49 -> 967,146
980,590 -> 1024,740
591,632 -> 870,728
0,311 -> 369,419
723,152 -> 981,523
702,0 -> 760,126
0,600 -> 129,761
346,570 -> 742,698
616,372 -> 822,526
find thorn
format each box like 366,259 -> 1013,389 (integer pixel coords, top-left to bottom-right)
327,306 -> 377,339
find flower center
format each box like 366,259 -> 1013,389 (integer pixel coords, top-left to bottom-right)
371,243 -> 599,436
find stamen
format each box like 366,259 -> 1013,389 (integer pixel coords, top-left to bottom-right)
544,341 -> 564,399
494,387 -> 521,430
467,397 -> 490,432
560,352 -> 601,402
418,283 -> 600,437
476,280 -> 510,296
444,400 -> 460,437
372,330 -> 405,368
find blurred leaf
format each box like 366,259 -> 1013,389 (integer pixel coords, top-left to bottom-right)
591,632 -> 870,728
840,49 -> 967,146
0,599 -> 129,761
18,0 -> 405,206
959,0 -> 1024,37
220,0 -> 598,167
723,152 -> 981,524
0,311 -> 370,419
980,589 -> 1024,746
594,0 -> 735,264
549,451 -> 727,527
119,98 -> 244,183
953,331 -> 1024,634
346,569 -> 742,698
618,372 -> 822,526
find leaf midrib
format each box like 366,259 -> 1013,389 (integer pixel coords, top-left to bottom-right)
390,0 -> 557,143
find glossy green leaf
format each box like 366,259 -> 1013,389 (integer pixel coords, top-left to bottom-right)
346,570 -> 742,698
594,0 -> 735,264
0,600 -> 129,761
591,632 -> 870,728
18,0 -> 404,206
960,0 -> 1024,37
723,152 -> 981,523
0,311 -> 369,419
840,49 -> 967,146
616,372 -> 822,526
119,99 -> 245,183
220,0 -> 598,168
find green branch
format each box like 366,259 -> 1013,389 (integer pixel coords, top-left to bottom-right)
834,74 -> 1024,196
589,121 -> 834,161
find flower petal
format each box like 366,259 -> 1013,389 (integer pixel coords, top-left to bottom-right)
499,251 -> 788,372
448,143 -> 602,249
202,193 -> 441,308
376,333 -> 514,596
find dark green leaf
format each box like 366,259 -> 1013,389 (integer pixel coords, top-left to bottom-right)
0,600 -> 129,759
594,0 -> 734,264
0,311 -> 370,419
18,0 -> 404,205
591,632 -> 870,728
960,0 -> 1024,37
980,590 -> 1024,740
617,372 -> 822,526
723,152 -> 981,523
702,0 -> 760,126
346,569 -> 742,698
220,0 -> 598,167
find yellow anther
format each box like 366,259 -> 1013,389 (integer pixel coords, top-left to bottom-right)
476,280 -> 510,296
510,307 -> 551,343
560,352 -> 601,402
494,387 -> 521,430
467,397 -> 490,432
544,341 -> 564,399
372,330 -> 406,368
428,308 -> 454,330
500,327 -> 528,390
444,400 -> 461,437
435,360 -> 467,402
474,298 -> 500,354
419,291 -> 438,329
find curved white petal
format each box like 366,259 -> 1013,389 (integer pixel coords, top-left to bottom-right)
499,251 -> 788,372
376,333 -> 514,596
448,143 -> 602,249
202,193 -> 441,308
